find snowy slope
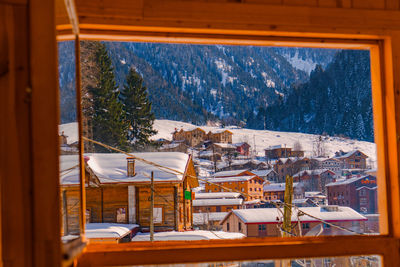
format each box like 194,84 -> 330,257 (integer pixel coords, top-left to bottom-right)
152,120 -> 377,165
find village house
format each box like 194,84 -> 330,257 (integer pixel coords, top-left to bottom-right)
293,169 -> 336,193
326,175 -> 377,214
209,142 -> 237,155
205,174 -> 265,201
159,140 -> 188,153
207,129 -> 233,144
334,150 -> 368,169
193,192 -> 244,213
263,182 -> 304,201
252,169 -> 279,183
220,206 -> 367,238
264,145 -> 305,160
273,157 -> 312,182
233,142 -> 251,156
172,127 -> 207,147
313,157 -> 343,173
60,152 -> 199,237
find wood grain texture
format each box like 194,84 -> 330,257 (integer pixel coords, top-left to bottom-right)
30,0 -> 62,265
1,4 -> 33,267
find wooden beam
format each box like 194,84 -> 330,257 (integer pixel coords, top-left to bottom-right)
30,0 -> 61,265
63,0 -> 79,34
66,1 -> 400,37
77,236 -> 398,266
1,4 -> 33,267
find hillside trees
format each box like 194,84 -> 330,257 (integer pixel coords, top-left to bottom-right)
87,43 -> 129,152
120,68 -> 157,150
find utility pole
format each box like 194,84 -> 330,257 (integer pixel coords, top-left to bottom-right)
282,174 -> 293,237
150,171 -> 154,241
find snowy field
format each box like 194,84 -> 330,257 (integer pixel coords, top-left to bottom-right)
58,119 -> 377,165
153,120 -> 377,164
131,230 -> 245,241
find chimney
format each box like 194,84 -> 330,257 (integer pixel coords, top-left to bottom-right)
127,157 -> 135,177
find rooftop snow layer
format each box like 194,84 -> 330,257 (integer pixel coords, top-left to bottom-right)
60,152 -> 191,185
85,223 -> 139,239
131,230 -> 244,241
325,175 -> 372,187
207,175 -> 258,183
229,206 -> 366,224
86,152 -> 190,184
194,192 -> 242,199
193,212 -> 229,224
193,198 -> 243,206
214,169 -> 249,177
263,182 -> 300,192
59,122 -> 78,144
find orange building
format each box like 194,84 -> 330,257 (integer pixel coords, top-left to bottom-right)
205,175 -> 265,201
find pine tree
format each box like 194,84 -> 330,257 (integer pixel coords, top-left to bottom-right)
120,68 -> 157,151
89,43 -> 129,152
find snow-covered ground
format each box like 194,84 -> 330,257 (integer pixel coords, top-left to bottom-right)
131,230 -> 245,241
58,119 -> 377,165
152,119 -> 377,165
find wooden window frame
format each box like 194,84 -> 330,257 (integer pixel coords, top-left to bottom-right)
70,32 -> 400,266
4,0 -> 400,266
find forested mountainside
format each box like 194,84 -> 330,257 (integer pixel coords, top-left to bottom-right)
248,50 -> 373,142
58,42 -> 336,124
58,42 -> 374,142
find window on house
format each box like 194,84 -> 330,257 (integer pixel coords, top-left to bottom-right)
116,207 -> 126,223
238,222 -> 242,231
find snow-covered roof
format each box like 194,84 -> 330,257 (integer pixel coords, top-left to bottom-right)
305,191 -> 326,198
265,144 -> 285,150
193,198 -> 243,207
326,175 -> 373,187
131,230 -> 244,241
60,152 -> 192,185
193,212 -> 228,224
214,169 -> 249,177
334,150 -> 367,159
160,143 -> 180,149
251,169 -> 276,177
233,142 -> 250,147
85,223 -> 139,239
263,182 -> 300,192
224,206 -> 366,224
293,169 -> 334,177
59,122 -> 78,144
213,143 -> 236,148
243,199 -> 262,205
195,192 -> 242,199
207,175 -> 258,183
60,155 -> 81,185
211,129 -> 233,134
356,186 -> 377,191
86,152 -> 190,184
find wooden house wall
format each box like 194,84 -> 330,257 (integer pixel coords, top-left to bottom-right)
61,188 -> 81,235
137,185 -> 177,230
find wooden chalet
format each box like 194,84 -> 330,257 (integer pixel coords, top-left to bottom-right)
273,157 -> 312,182
220,206 -> 367,238
264,145 -> 304,160
334,150 -> 368,169
207,130 -> 233,144
193,192 -> 244,213
263,182 -> 304,201
293,169 -> 336,193
60,152 -> 198,234
234,142 -> 251,156
172,128 -> 206,147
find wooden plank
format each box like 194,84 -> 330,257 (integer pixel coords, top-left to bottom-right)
352,0 -> 385,9
77,236 -> 398,266
68,1 -> 400,36
1,4 -> 33,267
64,0 -> 79,34
385,0 -> 400,10
29,0 -> 62,265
